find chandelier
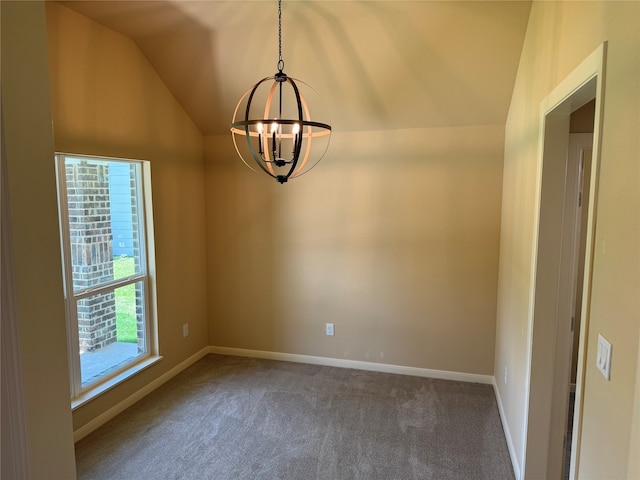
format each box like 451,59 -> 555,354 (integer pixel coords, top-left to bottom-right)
230,0 -> 332,184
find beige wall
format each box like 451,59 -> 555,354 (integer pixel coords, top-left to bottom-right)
495,1 -> 639,478
1,1 -> 77,477
206,124 -> 504,375
45,2 -> 208,433
9,1 -> 638,477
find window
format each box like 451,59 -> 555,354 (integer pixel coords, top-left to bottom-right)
55,154 -> 158,404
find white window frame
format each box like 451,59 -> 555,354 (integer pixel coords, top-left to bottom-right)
55,153 -> 160,407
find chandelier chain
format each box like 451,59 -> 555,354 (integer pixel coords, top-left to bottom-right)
277,0 -> 284,72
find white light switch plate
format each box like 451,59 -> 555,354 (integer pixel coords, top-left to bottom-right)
596,334 -> 612,381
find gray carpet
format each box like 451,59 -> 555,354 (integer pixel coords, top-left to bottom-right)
75,354 -> 514,480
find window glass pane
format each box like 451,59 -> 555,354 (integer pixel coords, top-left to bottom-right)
78,282 -> 146,387
64,157 -> 142,292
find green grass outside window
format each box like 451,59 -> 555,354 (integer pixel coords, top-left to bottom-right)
113,256 -> 137,343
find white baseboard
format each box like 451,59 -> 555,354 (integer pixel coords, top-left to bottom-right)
73,346 -> 210,442
209,346 -> 494,384
493,378 -> 521,480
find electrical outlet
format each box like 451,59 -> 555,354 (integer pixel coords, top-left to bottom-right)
504,366 -> 508,385
325,323 -> 334,336
183,323 -> 189,338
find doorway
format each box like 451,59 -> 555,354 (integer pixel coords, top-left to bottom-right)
522,43 -> 606,480
562,127 -> 594,479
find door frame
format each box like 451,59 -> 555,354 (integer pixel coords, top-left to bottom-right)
1,98 -> 32,479
521,43 -> 607,479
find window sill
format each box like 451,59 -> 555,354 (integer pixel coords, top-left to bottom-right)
71,355 -> 163,410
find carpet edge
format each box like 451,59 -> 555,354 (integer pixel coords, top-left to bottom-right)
73,346 -> 210,442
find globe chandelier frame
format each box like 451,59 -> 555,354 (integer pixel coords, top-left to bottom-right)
230,0 -> 332,184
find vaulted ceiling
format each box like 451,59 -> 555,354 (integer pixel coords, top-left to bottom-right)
59,1 -> 532,136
